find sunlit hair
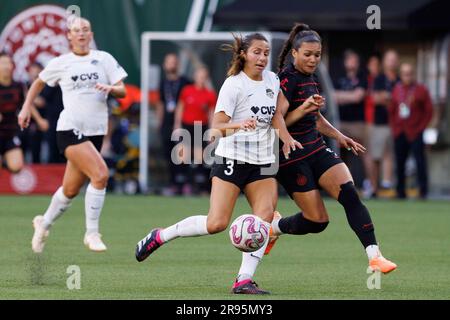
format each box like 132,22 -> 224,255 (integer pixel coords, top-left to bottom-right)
67,16 -> 91,32
221,33 -> 268,77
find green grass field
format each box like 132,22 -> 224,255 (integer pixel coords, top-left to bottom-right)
0,195 -> 449,300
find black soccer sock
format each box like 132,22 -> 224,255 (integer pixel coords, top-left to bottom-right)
278,212 -> 329,235
337,181 -> 377,248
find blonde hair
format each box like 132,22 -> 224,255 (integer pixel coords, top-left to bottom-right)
67,17 -> 91,31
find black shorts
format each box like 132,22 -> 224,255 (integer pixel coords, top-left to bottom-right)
277,146 -> 343,196
56,130 -> 104,155
0,135 -> 21,156
210,157 -> 276,191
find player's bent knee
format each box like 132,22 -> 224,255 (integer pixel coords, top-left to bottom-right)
309,220 -> 329,233
91,168 -> 109,188
337,181 -> 362,207
255,207 -> 275,223
304,211 -> 329,223
281,212 -> 329,235
206,219 -> 228,234
63,187 -> 79,199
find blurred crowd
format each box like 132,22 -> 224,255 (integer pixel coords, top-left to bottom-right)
333,49 -> 433,199
0,49 -> 434,199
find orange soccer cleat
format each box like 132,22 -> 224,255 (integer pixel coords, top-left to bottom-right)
264,211 -> 282,255
369,255 -> 397,274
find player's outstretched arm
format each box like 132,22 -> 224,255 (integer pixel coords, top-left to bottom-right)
316,112 -> 366,156
18,78 -> 46,129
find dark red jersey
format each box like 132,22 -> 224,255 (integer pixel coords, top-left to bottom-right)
0,82 -> 25,139
278,63 -> 326,166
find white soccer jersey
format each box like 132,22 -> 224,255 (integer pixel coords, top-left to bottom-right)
214,70 -> 279,164
39,50 -> 128,136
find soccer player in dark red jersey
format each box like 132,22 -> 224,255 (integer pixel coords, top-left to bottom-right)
0,52 -> 47,173
268,23 -> 397,274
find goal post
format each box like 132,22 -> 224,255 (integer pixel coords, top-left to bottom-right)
139,31 -> 338,192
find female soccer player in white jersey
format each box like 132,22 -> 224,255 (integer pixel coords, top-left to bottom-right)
135,33 -> 296,294
18,17 -> 127,253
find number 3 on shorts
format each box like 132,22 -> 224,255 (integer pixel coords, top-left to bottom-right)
224,160 -> 234,176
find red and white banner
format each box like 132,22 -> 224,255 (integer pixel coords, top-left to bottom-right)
0,164 -> 65,194
0,4 -> 96,82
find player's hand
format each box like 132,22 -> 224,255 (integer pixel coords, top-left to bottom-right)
95,83 -> 113,96
337,134 -> 366,156
37,118 -> 49,132
312,94 -> 325,106
18,107 -> 31,130
240,118 -> 257,131
299,94 -> 324,115
281,135 -> 303,159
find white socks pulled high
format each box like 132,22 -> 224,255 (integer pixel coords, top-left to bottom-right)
237,220 -> 271,281
159,215 -> 209,243
85,183 -> 106,235
42,187 -> 72,230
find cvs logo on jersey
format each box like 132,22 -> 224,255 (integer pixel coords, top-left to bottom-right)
71,73 -> 99,82
79,73 -> 99,81
260,105 -> 275,115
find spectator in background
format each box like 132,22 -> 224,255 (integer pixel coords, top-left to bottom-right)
334,50 -> 371,190
174,66 -> 217,195
363,54 -> 381,197
0,52 -> 46,172
20,62 -> 49,163
371,49 -> 399,194
389,63 -> 433,199
365,55 -> 381,125
155,53 -> 191,195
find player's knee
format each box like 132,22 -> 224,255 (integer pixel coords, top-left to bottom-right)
254,207 -> 275,223
206,218 -> 228,234
289,214 -> 329,235
63,186 -> 79,199
309,220 -> 329,233
304,210 -> 329,223
337,181 -> 362,207
91,166 -> 109,188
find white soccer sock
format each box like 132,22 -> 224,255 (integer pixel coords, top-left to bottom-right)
42,187 -> 72,230
159,215 -> 209,243
366,244 -> 381,260
271,216 -> 283,236
237,221 -> 271,281
85,183 -> 106,235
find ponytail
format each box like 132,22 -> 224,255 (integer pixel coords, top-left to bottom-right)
278,23 -> 321,72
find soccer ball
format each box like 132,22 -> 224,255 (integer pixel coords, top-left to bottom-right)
229,214 -> 269,252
